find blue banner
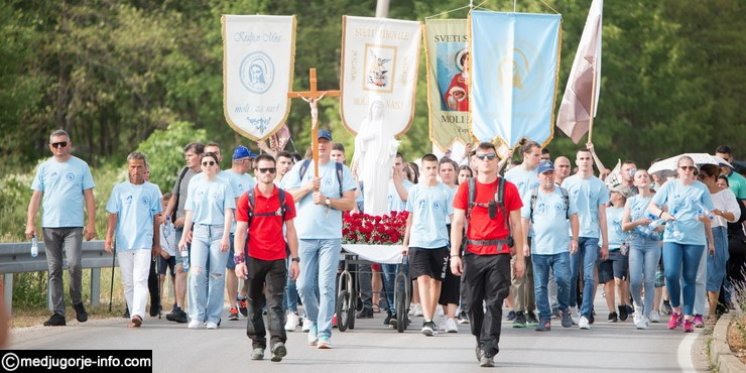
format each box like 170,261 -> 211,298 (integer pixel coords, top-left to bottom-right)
470,11 -> 561,148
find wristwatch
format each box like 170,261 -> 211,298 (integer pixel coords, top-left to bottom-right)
291,257 -> 300,263
325,198 -> 331,207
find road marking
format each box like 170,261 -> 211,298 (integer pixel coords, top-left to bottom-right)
677,331 -> 697,372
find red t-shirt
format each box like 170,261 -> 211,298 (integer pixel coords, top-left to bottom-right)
236,186 -> 296,261
453,178 -> 522,255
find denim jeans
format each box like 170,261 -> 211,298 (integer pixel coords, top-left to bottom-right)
296,239 -> 341,341
663,242 -> 704,316
629,239 -> 661,318
382,262 -> 409,315
42,227 -> 84,315
692,244 -> 707,315
283,258 -> 300,313
707,226 -> 729,292
189,224 -> 229,324
570,237 -> 599,318
532,252 -> 571,322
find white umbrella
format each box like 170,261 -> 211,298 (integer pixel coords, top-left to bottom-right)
648,153 -> 732,174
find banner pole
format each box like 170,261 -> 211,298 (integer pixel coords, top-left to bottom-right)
587,58 -> 598,144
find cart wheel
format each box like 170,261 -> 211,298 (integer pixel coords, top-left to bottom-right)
336,289 -> 351,332
349,288 -> 357,330
395,279 -> 407,333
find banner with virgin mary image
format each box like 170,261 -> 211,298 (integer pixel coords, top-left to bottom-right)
424,19 -> 473,151
222,15 -> 296,141
470,11 -> 562,148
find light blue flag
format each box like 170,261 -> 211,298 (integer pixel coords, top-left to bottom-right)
470,11 -> 562,148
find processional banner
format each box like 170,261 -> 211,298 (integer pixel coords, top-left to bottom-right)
424,19 -> 473,151
340,16 -> 421,137
222,15 -> 296,141
470,11 -> 562,148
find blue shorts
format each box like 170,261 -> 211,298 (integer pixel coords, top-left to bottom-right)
599,250 -> 628,283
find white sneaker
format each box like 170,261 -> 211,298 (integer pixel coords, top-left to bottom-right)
301,316 -> 311,332
578,316 -> 590,330
445,318 -> 459,333
205,321 -> 218,329
414,304 -> 424,317
635,316 -> 649,330
188,320 -> 203,329
649,310 -> 660,323
633,306 -> 643,326
570,306 -> 580,325
285,312 -> 300,331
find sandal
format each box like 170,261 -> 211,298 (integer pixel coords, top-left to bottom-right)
372,304 -> 381,313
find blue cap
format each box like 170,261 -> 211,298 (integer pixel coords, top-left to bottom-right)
232,145 -> 252,160
318,129 -> 332,141
537,160 -> 555,174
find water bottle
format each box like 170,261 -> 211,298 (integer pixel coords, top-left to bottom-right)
698,203 -> 715,220
31,234 -> 39,258
181,249 -> 189,271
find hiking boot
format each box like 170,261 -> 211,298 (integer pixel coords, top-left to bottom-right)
608,312 -> 618,323
618,305 -> 628,321
228,307 -> 239,321
251,347 -> 265,360
43,313 -> 66,326
238,298 -> 248,317
513,311 -> 527,328
166,306 -> 188,323
73,302 -> 88,322
526,311 -> 539,325
535,320 -> 551,332
561,309 -> 573,328
271,342 -> 287,362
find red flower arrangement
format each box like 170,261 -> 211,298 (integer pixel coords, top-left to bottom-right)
342,211 -> 409,245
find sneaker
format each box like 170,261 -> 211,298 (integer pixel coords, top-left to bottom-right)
608,312 -> 618,323
618,305 -> 628,321
457,311 -> 470,324
317,338 -> 331,349
445,318 -> 459,333
649,310 -> 661,323
569,306 -> 580,324
384,313 -> 393,327
206,321 -> 219,329
251,347 -> 264,360
506,310 -> 516,321
667,313 -> 683,330
478,350 -> 494,368
421,321 -> 435,336
579,316 -> 590,330
356,308 -> 374,319
389,314 -> 398,329
513,311 -> 527,328
526,311 -> 539,325
589,311 -> 595,325
683,318 -> 694,333
635,315 -> 649,330
301,316 -> 311,332
661,300 -> 672,316
166,306 -> 188,323
43,313 -> 66,327
551,308 -> 561,320
285,312 -> 300,331
693,314 -> 704,328
307,323 -> 318,346
561,309 -> 573,328
271,342 -> 287,362
535,320 -> 551,332
73,302 -> 88,322
188,320 -> 203,329
238,298 -> 248,317
229,307 -> 239,321
413,304 -> 424,317
129,315 -> 143,328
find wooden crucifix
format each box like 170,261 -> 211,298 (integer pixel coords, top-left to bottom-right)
287,68 -> 340,182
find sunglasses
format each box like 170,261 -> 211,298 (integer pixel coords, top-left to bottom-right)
201,161 -> 216,166
258,167 -> 276,174
50,141 -> 68,148
475,153 -> 498,161
679,166 -> 697,171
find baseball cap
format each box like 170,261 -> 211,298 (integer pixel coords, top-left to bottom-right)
537,160 -> 555,174
232,145 -> 251,160
318,129 -> 332,141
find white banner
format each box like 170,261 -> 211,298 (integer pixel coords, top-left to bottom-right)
222,15 -> 296,141
340,16 -> 421,137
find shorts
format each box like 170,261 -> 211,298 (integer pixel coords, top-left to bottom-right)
157,255 -> 176,276
438,256 -> 460,305
409,247 -> 449,280
599,250 -> 628,283
226,233 -> 236,270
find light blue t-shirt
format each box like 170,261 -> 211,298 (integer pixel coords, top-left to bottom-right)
405,182 -> 454,249
521,188 -> 578,255
606,206 -> 627,250
184,177 -> 236,225
388,179 -> 414,212
626,194 -> 661,243
106,182 -> 162,251
218,169 -> 254,233
505,166 -> 539,236
31,156 -> 95,228
281,160 -> 357,239
562,174 -> 609,239
651,180 -> 714,245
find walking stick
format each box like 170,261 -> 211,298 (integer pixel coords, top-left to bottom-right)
108,242 -> 116,312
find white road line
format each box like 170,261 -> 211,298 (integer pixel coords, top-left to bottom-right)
677,331 -> 698,372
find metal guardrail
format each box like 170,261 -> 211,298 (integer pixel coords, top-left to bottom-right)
0,240 -> 117,315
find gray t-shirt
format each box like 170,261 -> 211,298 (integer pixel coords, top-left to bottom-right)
171,167 -> 200,220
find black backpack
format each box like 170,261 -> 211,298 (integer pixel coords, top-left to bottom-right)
528,186 -> 570,223
466,176 -> 514,247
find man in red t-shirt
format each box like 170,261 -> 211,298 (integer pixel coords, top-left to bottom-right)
234,154 -> 300,363
450,142 -> 525,368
